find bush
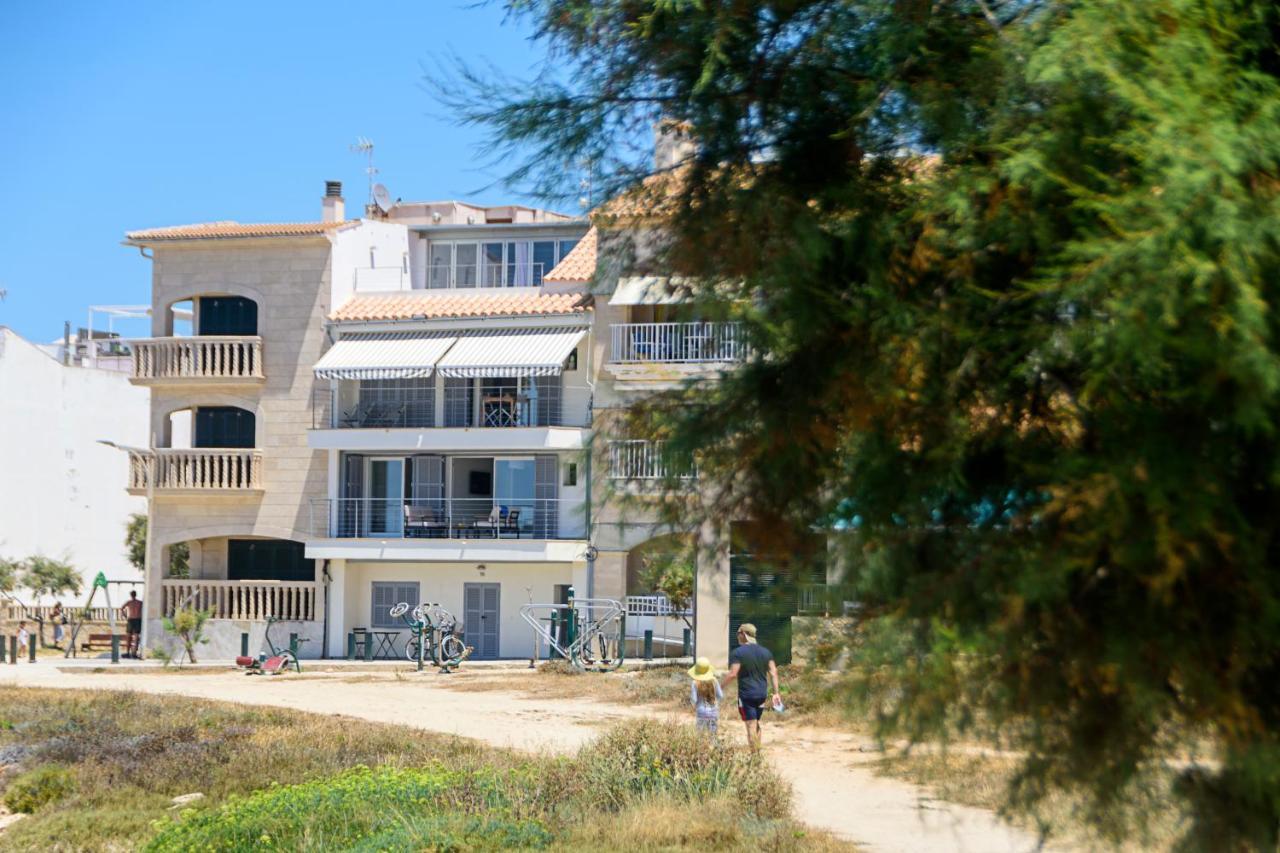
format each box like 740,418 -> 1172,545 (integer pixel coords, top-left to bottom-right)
4,765 -> 75,813
145,765 -> 553,851
572,719 -> 791,819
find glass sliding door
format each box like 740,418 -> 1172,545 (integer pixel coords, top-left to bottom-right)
494,458 -> 536,537
366,458 -> 405,536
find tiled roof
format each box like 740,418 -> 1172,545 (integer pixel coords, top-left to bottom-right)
125,221 -> 352,242
545,227 -> 597,282
331,290 -> 591,323
592,172 -> 683,221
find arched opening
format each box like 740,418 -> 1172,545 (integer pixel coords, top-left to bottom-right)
167,299 -> 194,337
625,534 -> 694,659
162,405 -> 255,449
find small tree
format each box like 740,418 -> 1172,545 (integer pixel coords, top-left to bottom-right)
21,556 -> 81,648
124,514 -> 189,579
155,607 -> 211,665
638,547 -> 694,629
0,558 -> 20,596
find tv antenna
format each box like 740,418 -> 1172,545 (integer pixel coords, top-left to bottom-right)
350,136 -> 378,205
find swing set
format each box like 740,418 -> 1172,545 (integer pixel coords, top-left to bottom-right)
63,572 -> 143,659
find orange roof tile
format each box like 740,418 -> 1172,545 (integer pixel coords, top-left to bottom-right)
331,290 -> 591,323
545,226 -> 598,283
125,221 -> 352,242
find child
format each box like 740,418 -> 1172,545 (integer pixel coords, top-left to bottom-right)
16,622 -> 29,658
688,657 -> 723,737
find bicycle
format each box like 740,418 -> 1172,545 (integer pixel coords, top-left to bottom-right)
392,602 -> 470,670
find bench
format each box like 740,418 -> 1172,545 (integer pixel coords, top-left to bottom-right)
81,634 -> 125,652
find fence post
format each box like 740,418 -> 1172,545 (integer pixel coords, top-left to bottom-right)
8,636 -> 15,665
363,632 -> 374,662
549,611 -> 560,659
110,635 -> 120,665
346,632 -> 355,660
682,628 -> 692,657
0,637 -> 6,663
289,633 -> 298,658
241,633 -> 250,658
643,629 -> 654,661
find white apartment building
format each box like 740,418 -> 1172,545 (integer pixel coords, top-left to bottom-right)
0,327 -> 149,592
124,159 -> 762,663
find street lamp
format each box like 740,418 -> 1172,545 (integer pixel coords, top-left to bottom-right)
98,439 -> 155,656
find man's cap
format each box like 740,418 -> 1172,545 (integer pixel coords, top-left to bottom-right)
737,623 -> 757,639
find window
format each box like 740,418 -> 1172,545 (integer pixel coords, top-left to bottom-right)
424,238 -> 583,289
227,540 -> 313,582
563,462 -> 577,487
372,582 -> 419,628
194,407 -> 255,448
197,296 -> 257,336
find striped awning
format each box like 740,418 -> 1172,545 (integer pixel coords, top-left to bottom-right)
609,276 -> 689,306
313,333 -> 457,380
435,327 -> 588,378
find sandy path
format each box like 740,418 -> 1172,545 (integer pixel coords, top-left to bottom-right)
1,664 -> 1041,852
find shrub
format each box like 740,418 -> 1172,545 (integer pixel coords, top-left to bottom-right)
3,765 -> 75,813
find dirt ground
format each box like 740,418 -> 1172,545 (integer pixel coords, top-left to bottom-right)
0,662 -> 1046,853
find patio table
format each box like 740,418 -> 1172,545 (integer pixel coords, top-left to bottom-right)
367,629 -> 400,660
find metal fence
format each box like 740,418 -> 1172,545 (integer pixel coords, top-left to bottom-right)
312,497 -> 575,540
610,322 -> 744,363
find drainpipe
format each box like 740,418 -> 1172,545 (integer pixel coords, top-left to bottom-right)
320,560 -> 331,659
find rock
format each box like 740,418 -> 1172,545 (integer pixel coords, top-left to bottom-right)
169,792 -> 205,807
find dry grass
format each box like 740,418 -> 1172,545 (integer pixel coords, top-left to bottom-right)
0,688 -> 854,852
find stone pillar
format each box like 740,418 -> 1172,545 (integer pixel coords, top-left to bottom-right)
592,551 -> 627,602
141,529 -> 165,651
695,519 -> 731,665
326,559 -> 346,659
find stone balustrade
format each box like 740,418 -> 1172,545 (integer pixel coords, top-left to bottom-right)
160,579 -> 317,621
127,449 -> 263,493
130,336 -> 264,383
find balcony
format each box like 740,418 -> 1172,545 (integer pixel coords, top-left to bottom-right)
608,440 -> 697,484
160,579 -> 317,621
129,336 -> 264,385
127,449 -> 263,495
427,261 -> 549,289
610,322 -> 743,364
311,498 -> 580,541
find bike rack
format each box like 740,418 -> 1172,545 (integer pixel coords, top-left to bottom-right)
390,601 -> 470,672
520,597 -> 625,671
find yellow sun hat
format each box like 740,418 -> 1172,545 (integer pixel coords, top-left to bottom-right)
688,656 -> 716,681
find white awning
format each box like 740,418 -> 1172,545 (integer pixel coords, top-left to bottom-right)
609,276 -> 689,306
313,333 -> 457,380
435,327 -> 588,378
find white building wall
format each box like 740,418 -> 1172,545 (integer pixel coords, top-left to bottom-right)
0,328 -> 148,593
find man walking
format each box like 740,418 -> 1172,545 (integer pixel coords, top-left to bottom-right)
121,590 -> 143,659
721,623 -> 782,750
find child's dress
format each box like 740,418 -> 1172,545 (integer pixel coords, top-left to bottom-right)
690,680 -> 723,735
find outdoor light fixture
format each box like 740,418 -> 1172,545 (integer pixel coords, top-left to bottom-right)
476,564 -> 487,576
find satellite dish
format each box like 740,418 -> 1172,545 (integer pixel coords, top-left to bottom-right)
372,183 -> 393,213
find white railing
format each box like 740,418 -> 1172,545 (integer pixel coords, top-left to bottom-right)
130,336 -> 264,381
427,262 -> 547,289
0,604 -> 115,623
161,579 -> 317,621
128,449 -> 263,491
313,497 -> 577,540
608,440 -> 696,481
625,594 -> 691,617
610,322 -> 743,363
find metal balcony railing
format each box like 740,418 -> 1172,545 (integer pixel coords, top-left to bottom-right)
127,449 -> 263,492
130,336 -> 264,382
312,498 -> 577,540
312,382 -> 587,429
161,579 -> 317,621
608,440 -> 697,482
609,322 -> 743,364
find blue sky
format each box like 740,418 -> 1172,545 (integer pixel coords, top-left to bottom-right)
0,1 -> 559,341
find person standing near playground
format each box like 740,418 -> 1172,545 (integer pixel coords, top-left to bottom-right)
121,591 -> 143,659
50,602 -> 64,648
721,623 -> 782,750
688,657 -> 723,738
15,622 -> 30,659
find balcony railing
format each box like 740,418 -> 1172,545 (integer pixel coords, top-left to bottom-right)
610,322 -> 743,364
427,262 -> 547,289
131,336 -> 264,382
797,583 -> 859,617
128,449 -> 263,492
608,440 -> 697,482
312,383 -> 587,429
312,498 -> 578,540
161,579 -> 317,621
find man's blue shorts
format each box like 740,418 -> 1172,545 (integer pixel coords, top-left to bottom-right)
738,694 -> 767,721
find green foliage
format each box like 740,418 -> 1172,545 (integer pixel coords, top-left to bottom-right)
159,607 -> 211,665
637,545 -> 694,619
19,556 -> 80,600
459,0 -> 1280,846
3,765 -> 75,814
0,557 -> 19,595
125,514 -> 189,578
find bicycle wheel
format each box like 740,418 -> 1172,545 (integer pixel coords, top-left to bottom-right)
439,634 -> 466,666
404,638 -> 420,663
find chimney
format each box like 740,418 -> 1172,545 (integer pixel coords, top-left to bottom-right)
653,119 -> 695,171
322,181 -> 345,222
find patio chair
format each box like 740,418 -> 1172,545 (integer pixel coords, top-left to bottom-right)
500,508 -> 522,539
404,504 -> 447,538
473,505 -> 503,538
